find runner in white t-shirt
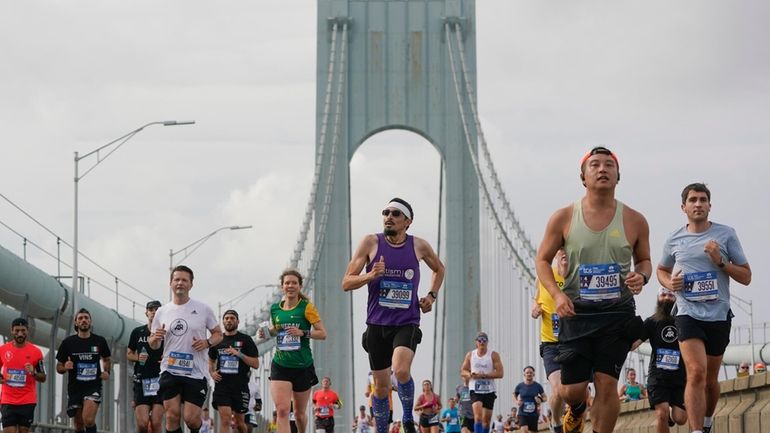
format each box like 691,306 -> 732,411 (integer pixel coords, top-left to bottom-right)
149,265 -> 223,433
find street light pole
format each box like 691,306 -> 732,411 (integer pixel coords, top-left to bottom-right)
168,225 -> 253,300
72,120 -> 195,314
216,283 -> 279,320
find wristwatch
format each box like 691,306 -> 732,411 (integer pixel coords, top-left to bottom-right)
718,258 -> 726,268
639,272 -> 649,285
428,291 -> 438,299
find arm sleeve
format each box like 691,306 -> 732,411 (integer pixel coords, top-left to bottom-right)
55,340 -> 68,363
244,337 -> 259,357
127,328 -> 138,351
208,346 -> 218,361
641,319 -> 652,342
659,235 -> 675,268
206,305 -> 218,331
305,302 -> 321,324
100,337 -> 112,358
727,228 -> 748,265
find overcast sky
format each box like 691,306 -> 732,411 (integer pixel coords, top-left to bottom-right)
1,0 -> 769,407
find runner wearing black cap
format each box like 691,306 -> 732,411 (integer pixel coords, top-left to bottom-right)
127,301 -> 165,433
209,309 -> 260,433
0,317 -> 46,433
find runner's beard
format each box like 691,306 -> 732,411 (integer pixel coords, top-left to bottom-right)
14,335 -> 25,344
655,299 -> 675,320
225,323 -> 237,332
384,227 -> 397,236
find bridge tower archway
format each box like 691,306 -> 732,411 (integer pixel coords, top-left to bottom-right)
313,0 -> 480,419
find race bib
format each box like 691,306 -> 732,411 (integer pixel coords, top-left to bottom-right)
277,330 -> 301,351
655,348 -> 681,371
319,406 -> 330,416
6,368 -> 27,387
220,355 -> 239,374
522,401 -> 536,414
551,313 -> 560,338
474,379 -> 492,392
378,280 -> 414,309
142,377 -> 160,396
449,417 -> 458,425
76,363 -> 98,381
579,263 -> 621,301
167,351 -> 194,375
683,272 -> 718,302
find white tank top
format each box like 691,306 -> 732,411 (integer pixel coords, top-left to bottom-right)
469,349 -> 496,394
355,414 -> 371,433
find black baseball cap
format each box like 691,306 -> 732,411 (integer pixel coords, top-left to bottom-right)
146,300 -> 162,310
223,309 -> 239,319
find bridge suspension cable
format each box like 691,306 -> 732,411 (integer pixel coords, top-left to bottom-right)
253,21 -> 349,344
444,22 -> 536,286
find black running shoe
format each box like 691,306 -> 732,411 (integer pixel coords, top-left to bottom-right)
702,426 -> 712,433
403,420 -> 417,433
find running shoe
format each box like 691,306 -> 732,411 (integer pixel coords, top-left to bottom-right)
562,407 -> 584,433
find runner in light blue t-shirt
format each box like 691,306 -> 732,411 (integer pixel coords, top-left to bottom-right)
657,183 -> 752,433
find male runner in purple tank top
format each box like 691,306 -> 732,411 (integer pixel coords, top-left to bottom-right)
343,198 -> 445,433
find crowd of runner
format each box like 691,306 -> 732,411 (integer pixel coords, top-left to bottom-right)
0,146 -> 751,433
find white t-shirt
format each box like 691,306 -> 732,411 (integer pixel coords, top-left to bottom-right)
152,298 -> 218,380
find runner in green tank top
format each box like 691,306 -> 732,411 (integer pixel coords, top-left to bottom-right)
535,146 -> 651,433
263,269 -> 327,433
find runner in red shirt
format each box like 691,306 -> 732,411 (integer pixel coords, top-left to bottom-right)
0,317 -> 47,433
312,377 -> 342,433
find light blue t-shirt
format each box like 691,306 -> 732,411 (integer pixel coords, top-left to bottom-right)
441,408 -> 461,433
660,222 -> 748,321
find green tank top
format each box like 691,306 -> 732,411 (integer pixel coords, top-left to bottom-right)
270,299 -> 319,369
624,382 -> 642,400
563,199 -> 634,312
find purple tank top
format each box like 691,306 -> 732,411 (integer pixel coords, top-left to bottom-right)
365,233 -> 421,326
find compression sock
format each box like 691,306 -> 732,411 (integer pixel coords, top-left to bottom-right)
570,401 -> 587,417
372,395 -> 391,433
397,377 -> 415,423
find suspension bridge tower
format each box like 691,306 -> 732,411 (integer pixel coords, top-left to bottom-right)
313,0 -> 480,417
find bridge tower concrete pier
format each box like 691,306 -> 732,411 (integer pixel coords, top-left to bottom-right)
314,0 -> 479,422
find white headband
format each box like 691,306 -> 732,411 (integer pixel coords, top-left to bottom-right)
384,201 -> 412,220
658,286 -> 674,296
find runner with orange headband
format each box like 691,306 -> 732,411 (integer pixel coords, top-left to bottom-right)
535,146 -> 651,433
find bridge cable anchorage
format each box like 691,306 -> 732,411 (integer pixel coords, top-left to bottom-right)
452,23 -> 537,268
444,23 -> 535,283
290,22 -> 340,270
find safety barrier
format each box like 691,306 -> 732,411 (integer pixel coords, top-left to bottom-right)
537,373 -> 770,432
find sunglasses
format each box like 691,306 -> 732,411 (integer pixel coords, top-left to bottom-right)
382,209 -> 403,217
740,366 -> 750,370
476,337 -> 488,343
